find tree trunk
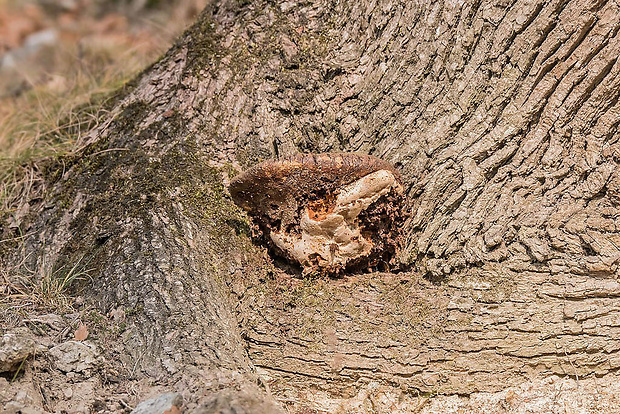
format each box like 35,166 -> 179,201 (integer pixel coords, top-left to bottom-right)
4,0 -> 620,412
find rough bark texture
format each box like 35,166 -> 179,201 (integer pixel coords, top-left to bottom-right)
4,0 -> 620,412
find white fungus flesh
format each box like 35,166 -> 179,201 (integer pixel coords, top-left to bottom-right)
269,169 -> 402,269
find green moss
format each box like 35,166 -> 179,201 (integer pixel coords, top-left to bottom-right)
37,99 -> 266,306
181,9 -> 222,77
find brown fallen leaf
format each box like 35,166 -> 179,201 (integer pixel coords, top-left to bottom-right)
164,405 -> 181,414
74,324 -> 89,341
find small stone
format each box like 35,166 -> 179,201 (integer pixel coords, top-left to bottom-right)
131,393 -> 183,414
49,341 -> 100,373
63,386 -> 73,399
0,328 -> 46,373
0,380 -> 46,414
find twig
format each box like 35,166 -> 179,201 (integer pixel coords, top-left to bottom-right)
10,356 -> 28,383
119,399 -> 133,410
413,397 -> 430,413
89,148 -> 130,157
0,231 -> 36,244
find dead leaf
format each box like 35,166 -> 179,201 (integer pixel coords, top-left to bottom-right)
164,405 -> 181,414
74,324 -> 88,341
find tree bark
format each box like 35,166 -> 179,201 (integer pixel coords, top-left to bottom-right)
4,0 -> 620,412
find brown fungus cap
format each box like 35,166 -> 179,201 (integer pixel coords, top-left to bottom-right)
229,153 -> 402,213
229,153 -> 406,274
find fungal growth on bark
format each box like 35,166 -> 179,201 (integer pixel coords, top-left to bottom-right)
229,153 -> 406,274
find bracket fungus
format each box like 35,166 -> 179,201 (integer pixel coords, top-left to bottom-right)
229,153 -> 406,275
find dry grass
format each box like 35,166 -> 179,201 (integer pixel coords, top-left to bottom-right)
1,253 -> 92,320
0,0 -> 207,216
0,22 -> 171,212
29,255 -> 93,309
0,60 -> 138,216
